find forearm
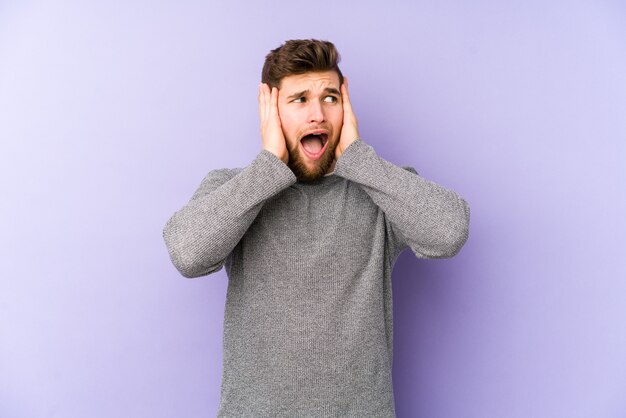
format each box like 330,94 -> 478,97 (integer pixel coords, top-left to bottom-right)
333,139 -> 470,258
163,150 -> 296,277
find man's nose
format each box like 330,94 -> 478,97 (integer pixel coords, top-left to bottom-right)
307,100 -> 325,123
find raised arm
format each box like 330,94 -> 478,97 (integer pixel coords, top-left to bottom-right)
163,152 -> 296,278
333,80 -> 469,260
334,139 -> 469,259
163,83 -> 296,278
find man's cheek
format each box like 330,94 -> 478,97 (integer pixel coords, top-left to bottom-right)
338,111 -> 345,136
334,124 -> 342,143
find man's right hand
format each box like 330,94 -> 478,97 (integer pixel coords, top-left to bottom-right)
258,83 -> 289,165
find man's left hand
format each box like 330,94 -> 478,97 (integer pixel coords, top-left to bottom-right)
335,77 -> 360,160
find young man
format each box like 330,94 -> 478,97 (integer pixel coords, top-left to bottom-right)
163,39 -> 470,417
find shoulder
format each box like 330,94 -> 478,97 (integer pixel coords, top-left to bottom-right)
402,166 -> 419,175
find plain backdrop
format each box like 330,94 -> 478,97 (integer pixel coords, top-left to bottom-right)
1,1 -> 625,417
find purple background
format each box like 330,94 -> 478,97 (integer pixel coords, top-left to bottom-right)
1,1 -> 625,417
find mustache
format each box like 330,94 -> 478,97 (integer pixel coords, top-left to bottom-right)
297,124 -> 332,139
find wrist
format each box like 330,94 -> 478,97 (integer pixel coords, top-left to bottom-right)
336,136 -> 359,159
263,146 -> 288,164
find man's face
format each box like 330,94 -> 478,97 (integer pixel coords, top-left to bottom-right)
277,71 -> 343,182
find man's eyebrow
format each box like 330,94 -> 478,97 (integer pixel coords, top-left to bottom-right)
286,87 -> 340,100
286,90 -> 308,100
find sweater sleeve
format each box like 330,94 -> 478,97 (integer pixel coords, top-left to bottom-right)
333,139 -> 470,260
163,150 -> 297,278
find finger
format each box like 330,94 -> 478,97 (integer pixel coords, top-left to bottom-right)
270,86 -> 279,118
258,83 -> 265,121
263,84 -> 269,119
341,78 -> 354,115
261,83 -> 271,122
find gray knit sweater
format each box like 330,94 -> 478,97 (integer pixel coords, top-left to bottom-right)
163,139 -> 469,417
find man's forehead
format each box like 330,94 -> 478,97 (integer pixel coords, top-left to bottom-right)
279,71 -> 340,92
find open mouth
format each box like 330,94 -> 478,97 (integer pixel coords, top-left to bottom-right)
300,131 -> 329,160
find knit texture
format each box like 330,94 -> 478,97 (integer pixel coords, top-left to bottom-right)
163,139 -> 470,417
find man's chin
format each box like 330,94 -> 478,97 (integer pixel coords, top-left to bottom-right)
288,148 -> 335,182
289,162 -> 327,182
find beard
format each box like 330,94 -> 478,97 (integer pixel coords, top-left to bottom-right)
287,139 -> 338,182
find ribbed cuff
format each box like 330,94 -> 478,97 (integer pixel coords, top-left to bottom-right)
333,138 -> 372,179
252,149 -> 297,191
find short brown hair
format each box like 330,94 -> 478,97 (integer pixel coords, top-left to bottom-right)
261,39 -> 344,88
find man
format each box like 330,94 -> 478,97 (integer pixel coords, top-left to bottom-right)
163,39 -> 469,417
